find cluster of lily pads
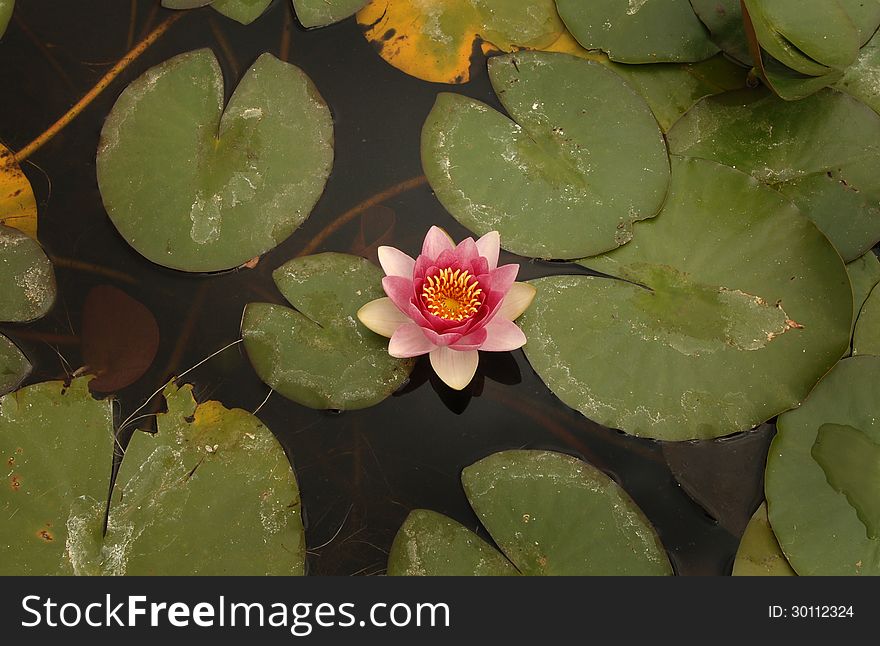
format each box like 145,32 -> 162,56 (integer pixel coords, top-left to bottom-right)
2,0 -> 879,575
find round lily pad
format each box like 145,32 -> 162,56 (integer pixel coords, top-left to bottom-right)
0,0 -> 12,39
521,156 -> 851,441
766,356 -> 880,575
422,50 -> 670,260
0,224 -> 55,323
103,383 -> 304,575
295,0 -> 367,28
689,0 -> 753,66
847,251 -> 880,329
242,253 -> 414,410
0,378 -> 114,575
668,88 -> 880,262
543,32 -> 747,132
854,283 -> 880,355
357,0 -> 564,84
556,0 -> 719,63
0,334 -> 29,396
388,450 -> 672,576
1,144 -> 37,239
732,503 -> 796,576
97,50 -> 334,272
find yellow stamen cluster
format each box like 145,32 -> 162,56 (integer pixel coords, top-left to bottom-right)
421,268 -> 483,322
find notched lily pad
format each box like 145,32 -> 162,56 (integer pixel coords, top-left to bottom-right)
422,50 -> 670,260
101,383 -> 305,575
766,356 -> 880,575
0,144 -> 37,239
358,0 -> 564,83
556,0 -> 719,63
242,253 -> 414,410
732,503 -> 796,576
0,377 -> 114,575
521,157 -> 851,441
389,450 -> 672,576
97,49 -> 334,272
668,88 -> 880,262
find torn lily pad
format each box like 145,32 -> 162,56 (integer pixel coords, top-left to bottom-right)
0,0 -> 11,39
521,157 -> 851,441
766,356 -> 880,575
1,144 -> 37,239
422,51 -> 670,259
357,0 -> 563,84
555,0 -> 718,63
97,50 -> 333,272
668,88 -> 880,262
101,383 -> 304,575
242,253 -> 415,410
732,503 -> 796,576
388,450 -> 672,576
0,378 -> 114,575
853,283 -> 880,355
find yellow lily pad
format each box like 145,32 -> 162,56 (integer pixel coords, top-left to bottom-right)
0,144 -> 37,240
357,0 -> 564,84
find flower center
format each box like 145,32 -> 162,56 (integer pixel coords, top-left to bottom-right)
421,268 -> 483,322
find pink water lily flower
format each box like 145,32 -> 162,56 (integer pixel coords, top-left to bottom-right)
357,226 -> 536,390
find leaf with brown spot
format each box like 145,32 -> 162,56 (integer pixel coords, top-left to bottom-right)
0,144 -> 37,240
81,285 -> 160,393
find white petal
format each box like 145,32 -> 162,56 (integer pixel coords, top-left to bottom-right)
429,347 -> 479,391
357,298 -> 410,338
378,246 -> 416,278
475,231 -> 500,270
498,282 -> 537,321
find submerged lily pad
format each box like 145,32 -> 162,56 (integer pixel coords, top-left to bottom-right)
101,383 -> 304,575
668,88 -> 880,262
0,378 -> 114,575
0,0 -> 11,39
357,0 -> 564,84
732,503 -> 796,576
1,144 -> 37,239
242,253 -> 414,410
521,157 -> 851,441
847,251 -> 880,328
97,50 -> 333,272
0,224 -> 55,323
556,0 -> 718,63
689,0 -> 753,66
422,51 -> 670,259
544,31 -> 747,132
854,283 -> 880,355
766,357 -> 880,575
389,450 -> 672,576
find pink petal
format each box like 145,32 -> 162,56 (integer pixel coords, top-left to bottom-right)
486,263 -> 519,294
357,298 -> 411,338
429,347 -> 479,390
382,276 -> 415,313
420,326 -> 463,347
480,318 -> 527,352
389,324 -> 436,358
378,246 -> 415,278
453,237 -> 480,265
449,327 -> 488,351
422,226 -> 455,259
498,282 -> 537,321
476,231 -> 500,270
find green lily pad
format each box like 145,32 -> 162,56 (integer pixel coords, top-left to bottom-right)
521,157 -> 851,441
555,0 -> 718,63
0,0 -> 12,38
212,0 -> 273,24
836,28 -> 880,115
242,253 -> 414,410
689,0 -> 753,66
0,224 -> 55,322
0,335 -> 29,397
101,383 -> 304,575
668,88 -> 880,262
854,283 -> 880,355
732,503 -> 796,576
0,378 -> 114,575
847,251 -> 880,328
162,0 -> 212,9
766,356 -> 880,575
422,51 -> 670,260
388,450 -> 672,576
294,0 -> 367,28
96,50 -> 333,273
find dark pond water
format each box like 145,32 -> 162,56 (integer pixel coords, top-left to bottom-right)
0,0 -> 770,575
